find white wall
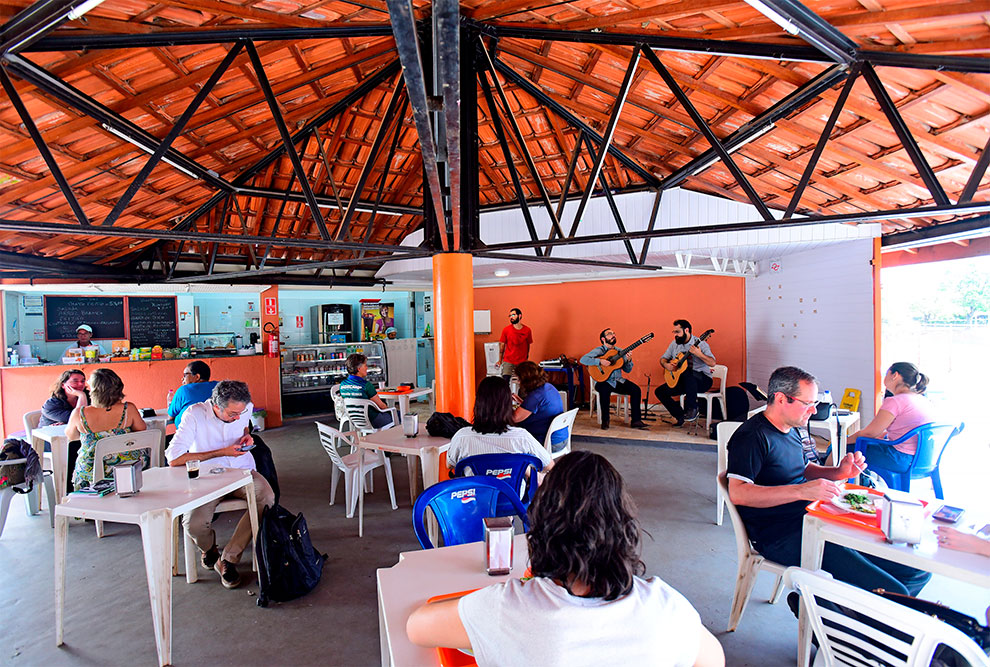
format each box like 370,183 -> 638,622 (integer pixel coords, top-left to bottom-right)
746,239 -> 876,417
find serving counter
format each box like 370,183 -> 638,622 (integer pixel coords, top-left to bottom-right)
0,354 -> 282,438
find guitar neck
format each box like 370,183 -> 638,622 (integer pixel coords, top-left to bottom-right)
616,337 -> 649,358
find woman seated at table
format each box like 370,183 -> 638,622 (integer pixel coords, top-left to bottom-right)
339,353 -> 394,429
40,369 -> 89,427
447,376 -> 551,472
511,361 -> 567,452
848,361 -> 935,474
65,368 -> 147,489
407,451 -> 724,666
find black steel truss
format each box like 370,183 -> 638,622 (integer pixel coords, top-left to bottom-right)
0,4 -> 987,282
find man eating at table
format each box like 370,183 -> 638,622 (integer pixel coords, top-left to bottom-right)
727,366 -> 930,597
165,380 -> 274,590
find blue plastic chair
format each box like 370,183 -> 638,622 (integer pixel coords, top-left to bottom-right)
453,453 -> 543,511
412,477 -> 529,549
853,422 -> 964,499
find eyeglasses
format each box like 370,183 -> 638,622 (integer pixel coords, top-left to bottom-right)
786,395 -> 819,408
182,371 -> 194,377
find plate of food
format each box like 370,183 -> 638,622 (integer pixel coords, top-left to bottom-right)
831,491 -> 879,516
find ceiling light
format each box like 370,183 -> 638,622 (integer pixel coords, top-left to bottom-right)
494,269 -> 510,278
67,0 -> 106,20
742,0 -> 800,35
101,123 -> 199,180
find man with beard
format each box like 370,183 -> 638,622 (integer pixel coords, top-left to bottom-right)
497,308 -> 533,381
655,319 -> 716,427
727,366 -> 929,596
580,328 -> 648,430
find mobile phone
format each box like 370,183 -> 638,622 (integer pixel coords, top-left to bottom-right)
932,505 -> 965,523
237,443 -> 256,452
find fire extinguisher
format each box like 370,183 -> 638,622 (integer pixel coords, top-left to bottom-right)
263,322 -> 279,358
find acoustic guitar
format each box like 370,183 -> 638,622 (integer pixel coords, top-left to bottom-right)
663,328 -> 715,388
587,332 -> 654,383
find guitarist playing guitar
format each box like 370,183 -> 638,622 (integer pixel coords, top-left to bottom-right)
656,320 -> 717,427
580,328 -> 652,431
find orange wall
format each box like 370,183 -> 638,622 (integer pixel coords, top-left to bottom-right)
0,355 -> 281,438
473,274 -> 747,393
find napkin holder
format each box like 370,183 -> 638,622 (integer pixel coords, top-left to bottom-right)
113,460 -> 143,497
484,517 -> 514,575
880,489 -> 923,545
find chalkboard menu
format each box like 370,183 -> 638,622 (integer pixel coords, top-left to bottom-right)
45,296 -> 126,341
127,297 -> 178,348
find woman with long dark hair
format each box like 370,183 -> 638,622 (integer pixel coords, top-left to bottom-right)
446,376 -> 551,470
848,361 -> 936,474
407,451 -> 724,666
512,361 -> 567,450
40,369 -> 89,427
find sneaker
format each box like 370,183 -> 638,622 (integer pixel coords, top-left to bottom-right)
201,545 -> 220,570
214,559 -> 241,589
630,420 -> 649,430
684,407 -> 699,422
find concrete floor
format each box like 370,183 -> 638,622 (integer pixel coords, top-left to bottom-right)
2,417 -> 985,666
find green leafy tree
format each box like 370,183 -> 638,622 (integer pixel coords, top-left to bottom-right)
955,272 -> 990,322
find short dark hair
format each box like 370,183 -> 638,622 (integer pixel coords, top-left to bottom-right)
510,308 -> 522,317
527,451 -> 644,601
50,369 -> 85,401
515,361 -> 548,394
599,328 -> 611,343
187,360 -> 211,381
346,353 -> 366,375
212,380 -> 251,408
471,376 -> 514,435
768,366 -> 817,402
888,361 -> 928,394
673,319 -> 692,333
89,368 -> 125,408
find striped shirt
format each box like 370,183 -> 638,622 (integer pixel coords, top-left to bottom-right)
446,426 -> 551,469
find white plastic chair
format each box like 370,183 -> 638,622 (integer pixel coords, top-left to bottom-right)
315,422 -> 396,518
558,389 -> 568,411
0,457 -> 56,538
330,385 -> 350,432
92,430 -> 162,538
786,567 -> 990,666
718,472 -> 786,631
588,376 -> 630,425
685,364 -> 728,431
543,408 -> 579,459
715,421 -> 743,526
22,409 -> 45,515
342,397 -> 399,436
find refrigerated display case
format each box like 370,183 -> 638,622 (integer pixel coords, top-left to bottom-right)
280,341 -> 386,396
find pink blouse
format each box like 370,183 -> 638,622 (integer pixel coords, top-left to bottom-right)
880,392 -> 936,454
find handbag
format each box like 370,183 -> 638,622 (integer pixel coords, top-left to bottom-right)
873,589 -> 990,653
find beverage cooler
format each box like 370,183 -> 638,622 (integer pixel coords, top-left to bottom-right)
310,304 -> 353,344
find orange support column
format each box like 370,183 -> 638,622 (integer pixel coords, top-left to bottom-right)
259,286 -> 283,428
432,253 -> 475,419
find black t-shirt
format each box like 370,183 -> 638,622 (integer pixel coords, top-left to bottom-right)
726,412 -> 809,545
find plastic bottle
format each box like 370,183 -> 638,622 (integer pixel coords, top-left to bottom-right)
8,348 -> 18,366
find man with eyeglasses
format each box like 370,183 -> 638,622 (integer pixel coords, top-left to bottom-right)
166,360 -> 218,427
165,380 -> 275,590
726,366 -> 930,598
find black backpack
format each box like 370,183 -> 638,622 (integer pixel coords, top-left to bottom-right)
255,503 -> 327,608
426,412 -> 471,439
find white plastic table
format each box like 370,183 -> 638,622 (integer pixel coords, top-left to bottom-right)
376,534 -> 529,667
357,425 -> 450,537
379,387 -> 434,417
797,512 -> 990,666
55,466 -> 258,667
808,412 -> 861,463
32,413 -> 171,504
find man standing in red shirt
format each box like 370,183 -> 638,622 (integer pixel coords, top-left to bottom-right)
497,308 -> 533,381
